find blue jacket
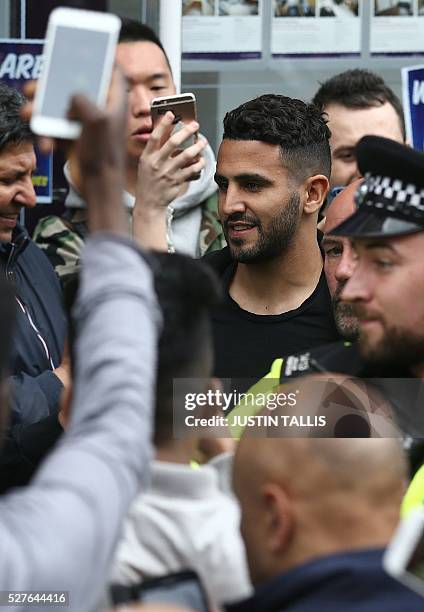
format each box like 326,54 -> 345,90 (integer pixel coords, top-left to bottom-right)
226,549 -> 424,611
0,224 -> 66,425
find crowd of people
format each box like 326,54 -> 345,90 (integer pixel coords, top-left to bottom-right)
1,14 -> 424,612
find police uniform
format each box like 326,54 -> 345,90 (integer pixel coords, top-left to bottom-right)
332,135 -> 424,240
230,136 -> 424,444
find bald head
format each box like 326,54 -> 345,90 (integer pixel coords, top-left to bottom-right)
323,180 -> 361,339
233,376 -> 406,586
324,179 -> 360,234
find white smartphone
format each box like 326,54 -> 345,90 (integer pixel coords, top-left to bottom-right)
31,8 -> 121,139
383,507 -> 424,597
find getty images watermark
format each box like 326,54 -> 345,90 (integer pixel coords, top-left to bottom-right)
172,377 -> 407,439
183,388 -> 326,429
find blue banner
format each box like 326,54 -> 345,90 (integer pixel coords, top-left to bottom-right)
402,65 -> 424,153
0,39 -> 52,203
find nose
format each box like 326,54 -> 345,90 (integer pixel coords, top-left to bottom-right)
14,176 -> 37,209
340,263 -> 372,305
219,184 -> 247,218
130,84 -> 152,117
347,163 -> 362,186
334,242 -> 358,284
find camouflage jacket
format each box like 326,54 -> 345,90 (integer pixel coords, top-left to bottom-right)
33,192 -> 225,287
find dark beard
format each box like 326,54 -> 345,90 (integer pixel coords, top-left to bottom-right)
360,325 -> 424,375
225,192 -> 301,264
332,283 -> 359,341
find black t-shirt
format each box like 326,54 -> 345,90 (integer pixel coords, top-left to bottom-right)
208,255 -> 340,385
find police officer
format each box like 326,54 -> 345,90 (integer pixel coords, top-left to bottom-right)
333,135 -> 424,378
282,135 -> 424,382
231,136 -> 424,441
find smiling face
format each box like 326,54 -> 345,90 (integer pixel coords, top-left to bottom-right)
325,102 -> 404,188
341,232 -> 424,371
0,141 -> 37,242
115,41 -> 176,163
215,139 -> 301,263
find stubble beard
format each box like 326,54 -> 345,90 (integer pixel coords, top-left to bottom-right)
359,323 -> 424,374
225,192 -> 301,264
332,282 -> 359,341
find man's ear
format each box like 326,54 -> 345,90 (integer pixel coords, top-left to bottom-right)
261,483 -> 294,554
303,175 -> 329,215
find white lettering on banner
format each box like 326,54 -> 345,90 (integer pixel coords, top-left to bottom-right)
32,54 -> 44,79
0,53 -> 44,80
412,80 -> 424,106
16,54 -> 35,79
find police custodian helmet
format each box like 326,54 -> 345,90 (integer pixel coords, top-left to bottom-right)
332,135 -> 424,238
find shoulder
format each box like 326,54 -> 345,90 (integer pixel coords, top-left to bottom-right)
33,215 -> 84,247
202,246 -> 232,276
33,215 -> 85,285
279,341 -> 362,379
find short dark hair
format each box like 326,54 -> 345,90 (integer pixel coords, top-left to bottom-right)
61,254 -> 220,448
118,18 -> 172,75
312,69 -> 405,140
223,93 -> 332,183
153,253 -> 221,447
0,83 -> 33,153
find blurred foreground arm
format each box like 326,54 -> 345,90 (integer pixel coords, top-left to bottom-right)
0,70 -> 161,611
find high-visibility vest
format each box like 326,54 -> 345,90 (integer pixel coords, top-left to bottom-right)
401,464 -> 424,517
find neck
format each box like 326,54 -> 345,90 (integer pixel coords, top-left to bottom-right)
263,506 -> 400,584
230,223 -> 322,315
126,156 -> 138,196
261,526 -> 396,587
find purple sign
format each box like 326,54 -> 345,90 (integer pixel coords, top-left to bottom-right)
0,39 -> 52,203
402,65 -> 424,152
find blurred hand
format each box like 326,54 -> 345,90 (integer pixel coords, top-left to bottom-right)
196,378 -> 236,461
67,68 -> 127,187
53,338 -> 71,390
68,68 -> 128,236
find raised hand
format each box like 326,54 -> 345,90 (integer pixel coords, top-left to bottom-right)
133,111 -> 207,251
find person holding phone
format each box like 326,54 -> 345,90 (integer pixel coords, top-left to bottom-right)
0,69 -> 162,612
34,18 -> 224,285
0,83 -> 67,428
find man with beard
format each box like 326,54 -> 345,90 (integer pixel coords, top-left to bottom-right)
334,135 -> 424,378
230,138 -> 424,446
325,135 -> 424,444
322,179 -> 360,341
204,94 -> 340,385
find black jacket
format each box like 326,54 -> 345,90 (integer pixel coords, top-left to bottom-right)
0,224 -> 66,425
226,549 -> 424,612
